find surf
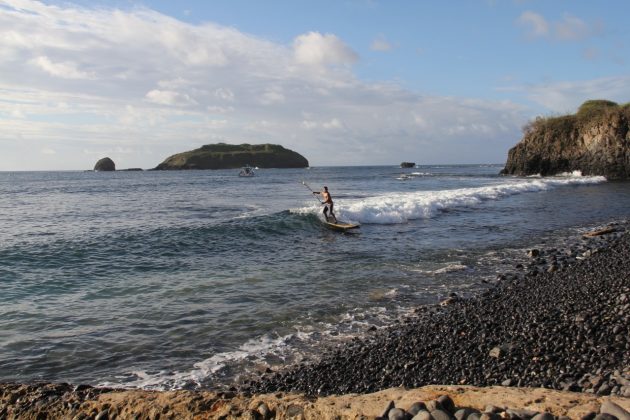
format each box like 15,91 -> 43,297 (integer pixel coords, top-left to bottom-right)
297,175 -> 607,225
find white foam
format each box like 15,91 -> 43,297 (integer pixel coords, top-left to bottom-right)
99,331 -> 312,390
306,175 -> 606,225
406,262 -> 469,275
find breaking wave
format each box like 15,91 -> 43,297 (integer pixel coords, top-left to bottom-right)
294,174 -> 606,224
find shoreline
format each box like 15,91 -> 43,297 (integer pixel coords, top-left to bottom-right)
1,221 -> 629,419
244,221 -> 629,398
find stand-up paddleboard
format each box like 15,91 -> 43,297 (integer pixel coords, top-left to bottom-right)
301,181 -> 359,231
322,219 -> 360,231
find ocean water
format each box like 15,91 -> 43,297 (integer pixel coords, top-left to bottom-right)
0,165 -> 628,390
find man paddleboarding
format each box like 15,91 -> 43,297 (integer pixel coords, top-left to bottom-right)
314,186 -> 337,223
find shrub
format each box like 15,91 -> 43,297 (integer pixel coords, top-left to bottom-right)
577,99 -> 618,120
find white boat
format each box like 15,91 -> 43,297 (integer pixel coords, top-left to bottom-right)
238,166 -> 255,177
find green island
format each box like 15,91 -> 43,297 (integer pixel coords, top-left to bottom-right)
154,143 -> 309,170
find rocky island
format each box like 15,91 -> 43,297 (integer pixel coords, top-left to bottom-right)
93,157 -> 116,171
154,143 -> 309,170
501,100 -> 630,179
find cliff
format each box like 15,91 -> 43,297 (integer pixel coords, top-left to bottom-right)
501,100 -> 630,179
154,143 -> 309,170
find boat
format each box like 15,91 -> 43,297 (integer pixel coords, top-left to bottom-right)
238,165 -> 255,177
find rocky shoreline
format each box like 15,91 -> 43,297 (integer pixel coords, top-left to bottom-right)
1,221 -> 629,419
244,222 -> 630,398
1,383 -> 629,419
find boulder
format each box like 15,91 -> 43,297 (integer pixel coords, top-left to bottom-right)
501,100 -> 630,179
94,157 -> 115,171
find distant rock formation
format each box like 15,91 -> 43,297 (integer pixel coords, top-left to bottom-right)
94,157 -> 115,171
400,162 -> 415,168
154,143 -> 309,170
501,100 -> 630,179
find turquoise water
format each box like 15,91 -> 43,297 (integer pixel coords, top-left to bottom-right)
0,166 -> 628,389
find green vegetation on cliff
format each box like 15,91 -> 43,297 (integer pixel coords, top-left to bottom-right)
502,99 -> 630,179
154,143 -> 309,170
522,100 -> 630,139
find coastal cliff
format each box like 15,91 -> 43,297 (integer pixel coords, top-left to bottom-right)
154,143 -> 308,170
501,100 -> 630,179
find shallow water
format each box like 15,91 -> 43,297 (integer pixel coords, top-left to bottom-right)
0,166 -> 628,389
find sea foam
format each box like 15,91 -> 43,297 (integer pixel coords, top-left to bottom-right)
294,174 -> 606,224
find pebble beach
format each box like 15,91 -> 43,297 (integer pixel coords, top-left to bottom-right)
245,222 -> 630,399
1,221 -> 629,419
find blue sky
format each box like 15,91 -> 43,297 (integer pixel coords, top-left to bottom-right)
1,0 -> 629,170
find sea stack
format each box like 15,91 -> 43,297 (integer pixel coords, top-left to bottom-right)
501,100 -> 630,179
94,157 -> 116,171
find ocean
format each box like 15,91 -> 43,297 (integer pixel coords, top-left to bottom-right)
0,165 -> 628,390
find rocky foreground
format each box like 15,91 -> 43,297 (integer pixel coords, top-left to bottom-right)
1,383 -> 629,419
1,223 -> 629,419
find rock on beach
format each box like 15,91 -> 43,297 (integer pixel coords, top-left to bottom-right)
0,383 -> 629,419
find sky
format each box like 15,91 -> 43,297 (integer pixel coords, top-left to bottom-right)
1,0 -> 630,170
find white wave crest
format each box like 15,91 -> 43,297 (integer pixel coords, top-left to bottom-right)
340,176 -> 605,224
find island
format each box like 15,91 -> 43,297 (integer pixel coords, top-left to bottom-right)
501,100 -> 630,179
400,162 -> 416,168
154,143 -> 309,170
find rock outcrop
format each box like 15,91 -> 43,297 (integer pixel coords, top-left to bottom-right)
501,100 -> 630,179
1,383 -> 629,420
154,143 -> 309,170
94,157 -> 116,171
401,162 -> 416,168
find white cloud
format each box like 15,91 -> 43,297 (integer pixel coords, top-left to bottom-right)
555,14 -> 592,41
259,88 -> 285,105
293,32 -> 358,67
516,11 -> 601,43
322,118 -> 343,130
215,88 -> 235,101
145,89 -> 197,106
370,35 -> 394,52
502,75 -> 630,113
517,11 -> 549,38
31,56 -> 95,79
0,0 -> 528,170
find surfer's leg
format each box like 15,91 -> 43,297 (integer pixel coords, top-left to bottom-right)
330,203 -> 337,222
323,205 -> 329,220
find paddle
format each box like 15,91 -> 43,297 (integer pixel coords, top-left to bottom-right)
301,181 -> 323,204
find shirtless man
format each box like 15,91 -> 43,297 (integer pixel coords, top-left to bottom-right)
314,186 -> 337,222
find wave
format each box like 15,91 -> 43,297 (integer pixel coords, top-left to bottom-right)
294,174 -> 606,224
99,331 -> 312,390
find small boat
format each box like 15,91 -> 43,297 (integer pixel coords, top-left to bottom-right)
238,166 -> 255,177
